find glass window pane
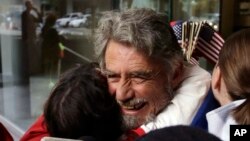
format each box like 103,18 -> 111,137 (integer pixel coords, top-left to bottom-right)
172,0 -> 221,31
0,1 -> 221,140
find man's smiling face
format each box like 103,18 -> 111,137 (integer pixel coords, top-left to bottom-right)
103,40 -> 171,130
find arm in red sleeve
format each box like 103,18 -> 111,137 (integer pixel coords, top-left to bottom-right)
20,115 -> 49,141
0,122 -> 14,141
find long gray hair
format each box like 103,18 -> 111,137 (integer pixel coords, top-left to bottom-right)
94,8 -> 184,77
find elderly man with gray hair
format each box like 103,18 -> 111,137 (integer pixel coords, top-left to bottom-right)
21,8 -> 214,141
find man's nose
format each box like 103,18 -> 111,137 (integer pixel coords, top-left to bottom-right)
116,79 -> 134,101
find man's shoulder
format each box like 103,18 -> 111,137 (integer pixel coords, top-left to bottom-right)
183,64 -> 211,82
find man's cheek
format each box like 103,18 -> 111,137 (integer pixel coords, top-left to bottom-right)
108,85 -> 116,95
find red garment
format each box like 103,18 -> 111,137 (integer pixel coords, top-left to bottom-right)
132,128 -> 145,137
20,115 -> 146,141
0,122 -> 13,141
121,128 -> 146,141
20,115 -> 49,141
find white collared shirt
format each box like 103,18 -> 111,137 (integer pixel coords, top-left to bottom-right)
206,99 -> 245,141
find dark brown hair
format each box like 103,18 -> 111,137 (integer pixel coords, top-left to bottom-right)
218,29 -> 250,124
43,63 -> 123,140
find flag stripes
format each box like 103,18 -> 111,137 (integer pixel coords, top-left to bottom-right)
196,23 -> 224,64
170,21 -> 224,65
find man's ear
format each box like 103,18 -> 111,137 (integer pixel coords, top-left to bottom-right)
211,66 -> 222,94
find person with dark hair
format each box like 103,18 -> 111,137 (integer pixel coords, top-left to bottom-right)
21,8 -> 214,141
41,12 -> 63,79
207,28 -> 250,141
21,0 -> 42,74
135,125 -> 221,141
43,63 -> 123,141
22,0 -> 41,41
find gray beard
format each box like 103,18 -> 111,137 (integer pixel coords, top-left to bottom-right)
121,85 -> 173,130
122,113 -> 156,130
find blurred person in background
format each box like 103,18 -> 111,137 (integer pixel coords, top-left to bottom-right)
21,0 -> 42,74
41,12 -> 63,83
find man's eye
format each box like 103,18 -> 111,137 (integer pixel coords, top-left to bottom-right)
106,75 -> 119,82
106,74 -> 118,78
132,77 -> 147,84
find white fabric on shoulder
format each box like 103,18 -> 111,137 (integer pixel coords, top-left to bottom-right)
141,64 -> 211,133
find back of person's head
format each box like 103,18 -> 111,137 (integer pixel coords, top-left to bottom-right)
95,8 -> 183,77
44,12 -> 57,26
135,125 -> 221,141
24,0 -> 32,9
44,63 -> 123,140
218,28 -> 250,124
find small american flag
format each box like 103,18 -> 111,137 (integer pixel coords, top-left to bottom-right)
170,20 -> 183,42
170,20 -> 188,56
195,23 -> 224,64
171,20 -> 199,65
170,20 -> 224,65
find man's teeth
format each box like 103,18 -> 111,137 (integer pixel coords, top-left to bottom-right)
123,102 -> 144,110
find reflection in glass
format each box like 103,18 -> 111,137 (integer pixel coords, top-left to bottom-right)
0,1 -> 221,140
173,0 -> 220,31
